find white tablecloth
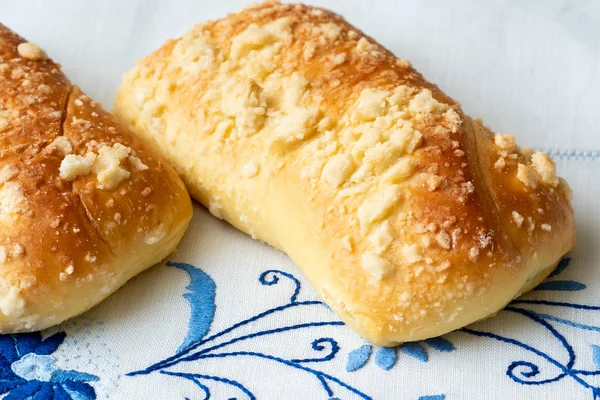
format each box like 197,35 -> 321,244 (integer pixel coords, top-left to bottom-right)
1,1 -> 599,399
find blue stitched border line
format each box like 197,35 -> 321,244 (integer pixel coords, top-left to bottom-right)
534,149 -> 599,161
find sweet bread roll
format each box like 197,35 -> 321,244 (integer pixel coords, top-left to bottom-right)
0,24 -> 192,332
114,2 -> 575,345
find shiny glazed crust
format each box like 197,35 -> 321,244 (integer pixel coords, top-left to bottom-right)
114,2 -> 575,345
0,24 -> 193,332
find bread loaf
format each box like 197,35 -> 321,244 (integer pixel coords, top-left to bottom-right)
0,24 -> 193,332
114,2 -> 575,345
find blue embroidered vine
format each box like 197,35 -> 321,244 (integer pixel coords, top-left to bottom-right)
0,331 -> 99,399
128,263 -> 371,400
127,256 -> 599,399
461,258 -> 600,399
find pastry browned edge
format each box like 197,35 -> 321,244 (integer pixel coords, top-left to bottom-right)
114,1 -> 575,345
0,24 -> 193,332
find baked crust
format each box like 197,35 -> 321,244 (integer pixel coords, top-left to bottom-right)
0,24 -> 193,332
114,2 -> 575,345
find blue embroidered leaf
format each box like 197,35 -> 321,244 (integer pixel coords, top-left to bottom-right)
534,280 -> 586,291
0,336 -> 19,363
12,332 -> 43,358
0,331 -> 64,366
346,344 -> 372,372
52,369 -> 99,383
34,332 -> 67,356
548,257 -> 571,278
168,262 -> 217,352
0,354 -> 25,394
400,342 -> 428,362
418,395 -> 445,400
374,347 -> 397,370
33,382 -> 56,399
61,380 -> 97,400
425,337 -> 455,352
591,345 -> 600,370
3,380 -> 43,399
53,383 -> 76,400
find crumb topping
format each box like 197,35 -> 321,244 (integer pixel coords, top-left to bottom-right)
512,211 -> 524,227
494,134 -> 516,151
242,162 -> 260,178
17,42 -> 48,61
58,142 -> 148,190
516,164 -> 539,189
361,251 -> 393,281
48,136 -> 73,155
531,152 -> 558,187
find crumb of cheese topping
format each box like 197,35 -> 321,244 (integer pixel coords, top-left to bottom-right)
242,162 -> 260,178
435,231 -> 451,249
512,211 -> 524,227
0,165 -> 18,183
221,78 -> 266,136
93,143 -> 132,190
494,157 -> 506,171
141,187 -> 152,197
401,244 -> 422,264
321,154 -> 354,187
351,88 -> 388,122
341,235 -> 352,252
17,42 -> 48,61
59,155 -> 93,181
516,164 -> 539,189
319,23 -> 342,40
357,185 -> 399,231
49,136 -> 72,155
145,224 -> 166,245
368,221 -> 393,254
0,287 -> 25,317
383,158 -> 415,182
531,152 -> 558,187
129,156 -> 149,171
59,143 -> 137,189
494,134 -> 516,152
361,251 -> 393,281
520,146 -> 534,158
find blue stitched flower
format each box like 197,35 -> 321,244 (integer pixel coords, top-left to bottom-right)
0,331 -> 98,399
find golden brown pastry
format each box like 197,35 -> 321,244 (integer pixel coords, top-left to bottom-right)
114,2 -> 575,345
0,24 -> 193,332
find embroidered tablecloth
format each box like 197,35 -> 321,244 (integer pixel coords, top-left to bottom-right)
1,1 -> 599,399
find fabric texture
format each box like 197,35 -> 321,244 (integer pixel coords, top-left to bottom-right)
1,1 -> 598,399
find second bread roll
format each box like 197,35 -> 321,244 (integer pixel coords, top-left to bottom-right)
0,24 -> 193,333
114,2 -> 575,345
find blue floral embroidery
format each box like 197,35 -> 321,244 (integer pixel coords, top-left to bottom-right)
129,263 -> 371,399
346,344 -> 372,372
374,347 -> 397,370
0,331 -> 98,399
347,338 -> 455,371
462,258 -> 600,398
172,262 -> 216,352
592,345 -> 600,370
